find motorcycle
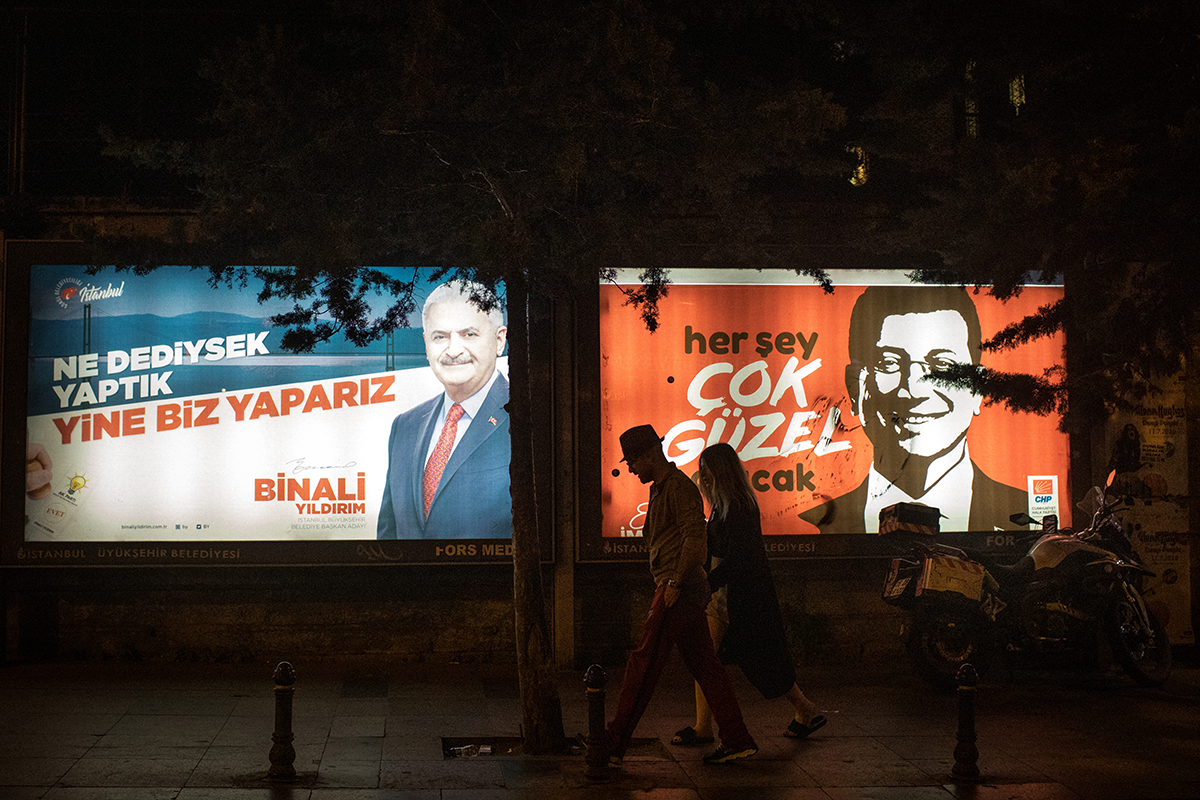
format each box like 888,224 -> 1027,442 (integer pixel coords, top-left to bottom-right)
881,472 -> 1172,689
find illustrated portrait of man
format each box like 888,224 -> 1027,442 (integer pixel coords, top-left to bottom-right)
801,285 -> 1028,533
377,280 -> 511,539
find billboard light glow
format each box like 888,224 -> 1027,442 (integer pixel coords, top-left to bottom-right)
595,269 -> 1070,557
11,261 -> 520,566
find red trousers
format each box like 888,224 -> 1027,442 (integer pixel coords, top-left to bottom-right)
605,584 -> 751,756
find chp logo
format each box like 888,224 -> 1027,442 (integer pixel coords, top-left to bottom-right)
1028,475 -> 1061,525
1031,478 -> 1055,504
54,277 -> 83,309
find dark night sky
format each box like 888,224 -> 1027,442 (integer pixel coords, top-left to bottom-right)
4,4 -> 302,197
4,2 -> 858,200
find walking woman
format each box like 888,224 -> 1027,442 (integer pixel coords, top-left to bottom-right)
672,442 -> 826,746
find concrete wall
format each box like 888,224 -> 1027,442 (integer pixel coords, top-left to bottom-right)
4,558 -> 908,672
4,565 -> 519,667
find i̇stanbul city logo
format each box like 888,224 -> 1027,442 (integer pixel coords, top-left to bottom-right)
53,277 -> 83,309
52,276 -> 127,309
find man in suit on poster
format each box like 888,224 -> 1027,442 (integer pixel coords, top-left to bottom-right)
801,285 -> 1027,533
377,280 -> 511,540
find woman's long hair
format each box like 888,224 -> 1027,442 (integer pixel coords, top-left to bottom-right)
699,442 -> 759,520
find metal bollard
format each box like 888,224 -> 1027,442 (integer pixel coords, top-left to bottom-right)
951,663 -> 980,782
268,661 -> 297,782
583,664 -> 609,781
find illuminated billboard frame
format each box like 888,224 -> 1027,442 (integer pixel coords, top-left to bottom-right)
583,268 -> 1070,561
3,242 -> 548,567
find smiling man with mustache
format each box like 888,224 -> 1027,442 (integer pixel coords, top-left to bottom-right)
378,280 -> 512,540
801,285 -> 1028,533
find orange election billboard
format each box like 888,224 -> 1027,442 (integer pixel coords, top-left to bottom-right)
599,270 -> 1069,539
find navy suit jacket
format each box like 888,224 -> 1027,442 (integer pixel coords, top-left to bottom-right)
377,374 -> 512,539
799,462 -> 1028,533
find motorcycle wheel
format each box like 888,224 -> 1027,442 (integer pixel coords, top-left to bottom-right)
1107,595 -> 1172,687
906,610 -> 994,690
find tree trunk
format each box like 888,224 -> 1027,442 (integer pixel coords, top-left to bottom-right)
506,268 -> 566,753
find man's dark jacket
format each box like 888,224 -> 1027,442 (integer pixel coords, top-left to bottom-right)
377,375 -> 511,539
799,462 -> 1028,533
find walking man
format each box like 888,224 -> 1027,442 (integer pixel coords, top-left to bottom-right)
603,424 -> 759,765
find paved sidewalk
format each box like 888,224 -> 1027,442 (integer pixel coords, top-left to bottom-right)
1,654 -> 1198,799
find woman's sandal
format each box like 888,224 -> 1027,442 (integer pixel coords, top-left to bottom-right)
671,726 -> 715,746
784,715 -> 827,739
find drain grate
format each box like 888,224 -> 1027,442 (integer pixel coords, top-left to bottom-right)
442,736 -> 524,758
440,735 -> 669,760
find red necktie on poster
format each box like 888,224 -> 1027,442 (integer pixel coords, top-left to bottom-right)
423,403 -> 465,519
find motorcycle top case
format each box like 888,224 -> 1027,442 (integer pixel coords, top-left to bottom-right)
878,502 -> 941,536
